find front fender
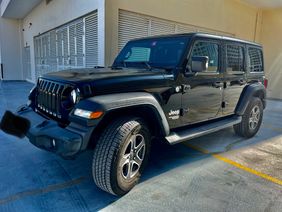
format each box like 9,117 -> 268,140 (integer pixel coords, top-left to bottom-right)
69,92 -> 170,136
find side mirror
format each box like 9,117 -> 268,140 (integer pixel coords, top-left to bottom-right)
191,56 -> 209,72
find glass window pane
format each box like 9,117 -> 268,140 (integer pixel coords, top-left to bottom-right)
248,48 -> 263,72
226,45 -> 244,72
114,36 -> 189,69
189,41 -> 219,72
125,47 -> 151,62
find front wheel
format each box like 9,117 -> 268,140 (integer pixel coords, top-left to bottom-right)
92,117 -> 151,196
234,97 -> 263,138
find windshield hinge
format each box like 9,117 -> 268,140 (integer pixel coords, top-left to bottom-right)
181,84 -> 191,93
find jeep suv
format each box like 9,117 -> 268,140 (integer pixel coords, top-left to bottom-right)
1,33 -> 267,196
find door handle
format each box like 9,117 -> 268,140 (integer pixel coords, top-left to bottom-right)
212,82 -> 223,88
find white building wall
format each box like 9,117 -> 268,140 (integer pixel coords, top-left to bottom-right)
0,17 -> 23,80
22,0 -> 105,82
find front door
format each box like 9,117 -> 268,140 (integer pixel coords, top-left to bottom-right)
181,40 -> 223,125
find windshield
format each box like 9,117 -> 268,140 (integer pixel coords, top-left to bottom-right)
113,36 -> 189,70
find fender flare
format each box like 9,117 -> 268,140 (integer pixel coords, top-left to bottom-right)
69,92 -> 170,136
235,83 -> 266,116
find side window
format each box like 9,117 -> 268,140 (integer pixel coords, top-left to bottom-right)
188,41 -> 219,72
248,47 -> 263,72
226,45 -> 244,72
124,47 -> 151,62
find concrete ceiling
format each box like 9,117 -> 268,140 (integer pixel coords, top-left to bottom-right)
1,0 -> 42,19
243,0 -> 282,8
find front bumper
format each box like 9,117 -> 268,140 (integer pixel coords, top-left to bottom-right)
2,106 -> 94,158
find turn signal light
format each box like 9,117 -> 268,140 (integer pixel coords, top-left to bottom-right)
74,109 -> 104,119
90,111 -> 104,119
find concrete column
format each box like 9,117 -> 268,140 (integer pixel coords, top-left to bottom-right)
0,17 -> 23,80
97,0 -> 106,67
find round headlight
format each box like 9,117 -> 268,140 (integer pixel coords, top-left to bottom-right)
70,89 -> 80,104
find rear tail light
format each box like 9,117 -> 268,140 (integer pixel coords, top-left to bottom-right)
263,78 -> 268,89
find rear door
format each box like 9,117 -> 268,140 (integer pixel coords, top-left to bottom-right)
222,42 -> 247,115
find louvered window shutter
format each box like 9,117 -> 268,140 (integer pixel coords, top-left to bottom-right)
24,47 -> 32,80
76,21 -> 84,67
56,30 -> 63,70
176,24 -> 196,33
34,37 -> 40,79
118,11 -> 149,51
150,19 -> 175,36
69,24 -> 76,68
33,11 -> 97,80
49,30 -> 57,71
118,10 -> 234,53
62,27 -> 69,68
85,13 -> 98,68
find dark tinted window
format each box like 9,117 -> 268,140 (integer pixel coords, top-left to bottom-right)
114,37 -> 189,69
189,41 -> 219,72
248,47 -> 263,72
226,45 -> 244,72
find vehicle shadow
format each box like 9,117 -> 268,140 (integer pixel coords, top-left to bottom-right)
54,137 -> 210,211
55,123 -> 281,211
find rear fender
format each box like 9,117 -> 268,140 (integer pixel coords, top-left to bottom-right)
235,83 -> 266,116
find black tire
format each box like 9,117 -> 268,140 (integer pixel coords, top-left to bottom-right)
92,117 -> 151,196
234,97 -> 263,138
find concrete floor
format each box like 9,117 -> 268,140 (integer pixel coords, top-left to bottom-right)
0,81 -> 282,212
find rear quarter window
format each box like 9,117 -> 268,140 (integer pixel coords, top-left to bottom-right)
248,47 -> 263,73
226,45 -> 244,72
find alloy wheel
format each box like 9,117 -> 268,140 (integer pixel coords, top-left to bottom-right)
249,105 -> 260,130
120,134 -> 146,180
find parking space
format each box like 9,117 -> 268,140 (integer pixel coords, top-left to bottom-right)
0,81 -> 282,212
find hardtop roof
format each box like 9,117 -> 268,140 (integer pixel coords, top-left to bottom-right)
131,32 -> 262,48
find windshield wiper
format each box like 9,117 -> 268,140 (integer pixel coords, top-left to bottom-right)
112,61 -> 155,70
112,61 -> 129,69
121,61 -> 152,70
150,65 -> 174,71
122,61 -> 127,68
139,61 -> 152,70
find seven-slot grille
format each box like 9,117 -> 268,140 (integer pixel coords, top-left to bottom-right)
36,79 -> 66,119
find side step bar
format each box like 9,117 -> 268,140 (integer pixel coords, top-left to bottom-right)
165,116 -> 242,145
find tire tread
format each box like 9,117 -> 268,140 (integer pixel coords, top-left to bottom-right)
92,117 -> 141,195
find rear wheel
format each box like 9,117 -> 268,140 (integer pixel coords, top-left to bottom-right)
92,117 -> 151,196
234,97 -> 263,138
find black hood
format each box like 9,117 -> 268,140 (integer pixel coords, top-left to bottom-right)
42,68 -> 175,96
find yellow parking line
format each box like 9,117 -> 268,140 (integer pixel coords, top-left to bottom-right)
184,143 -> 282,186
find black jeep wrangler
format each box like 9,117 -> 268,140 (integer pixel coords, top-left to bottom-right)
1,33 -> 267,196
